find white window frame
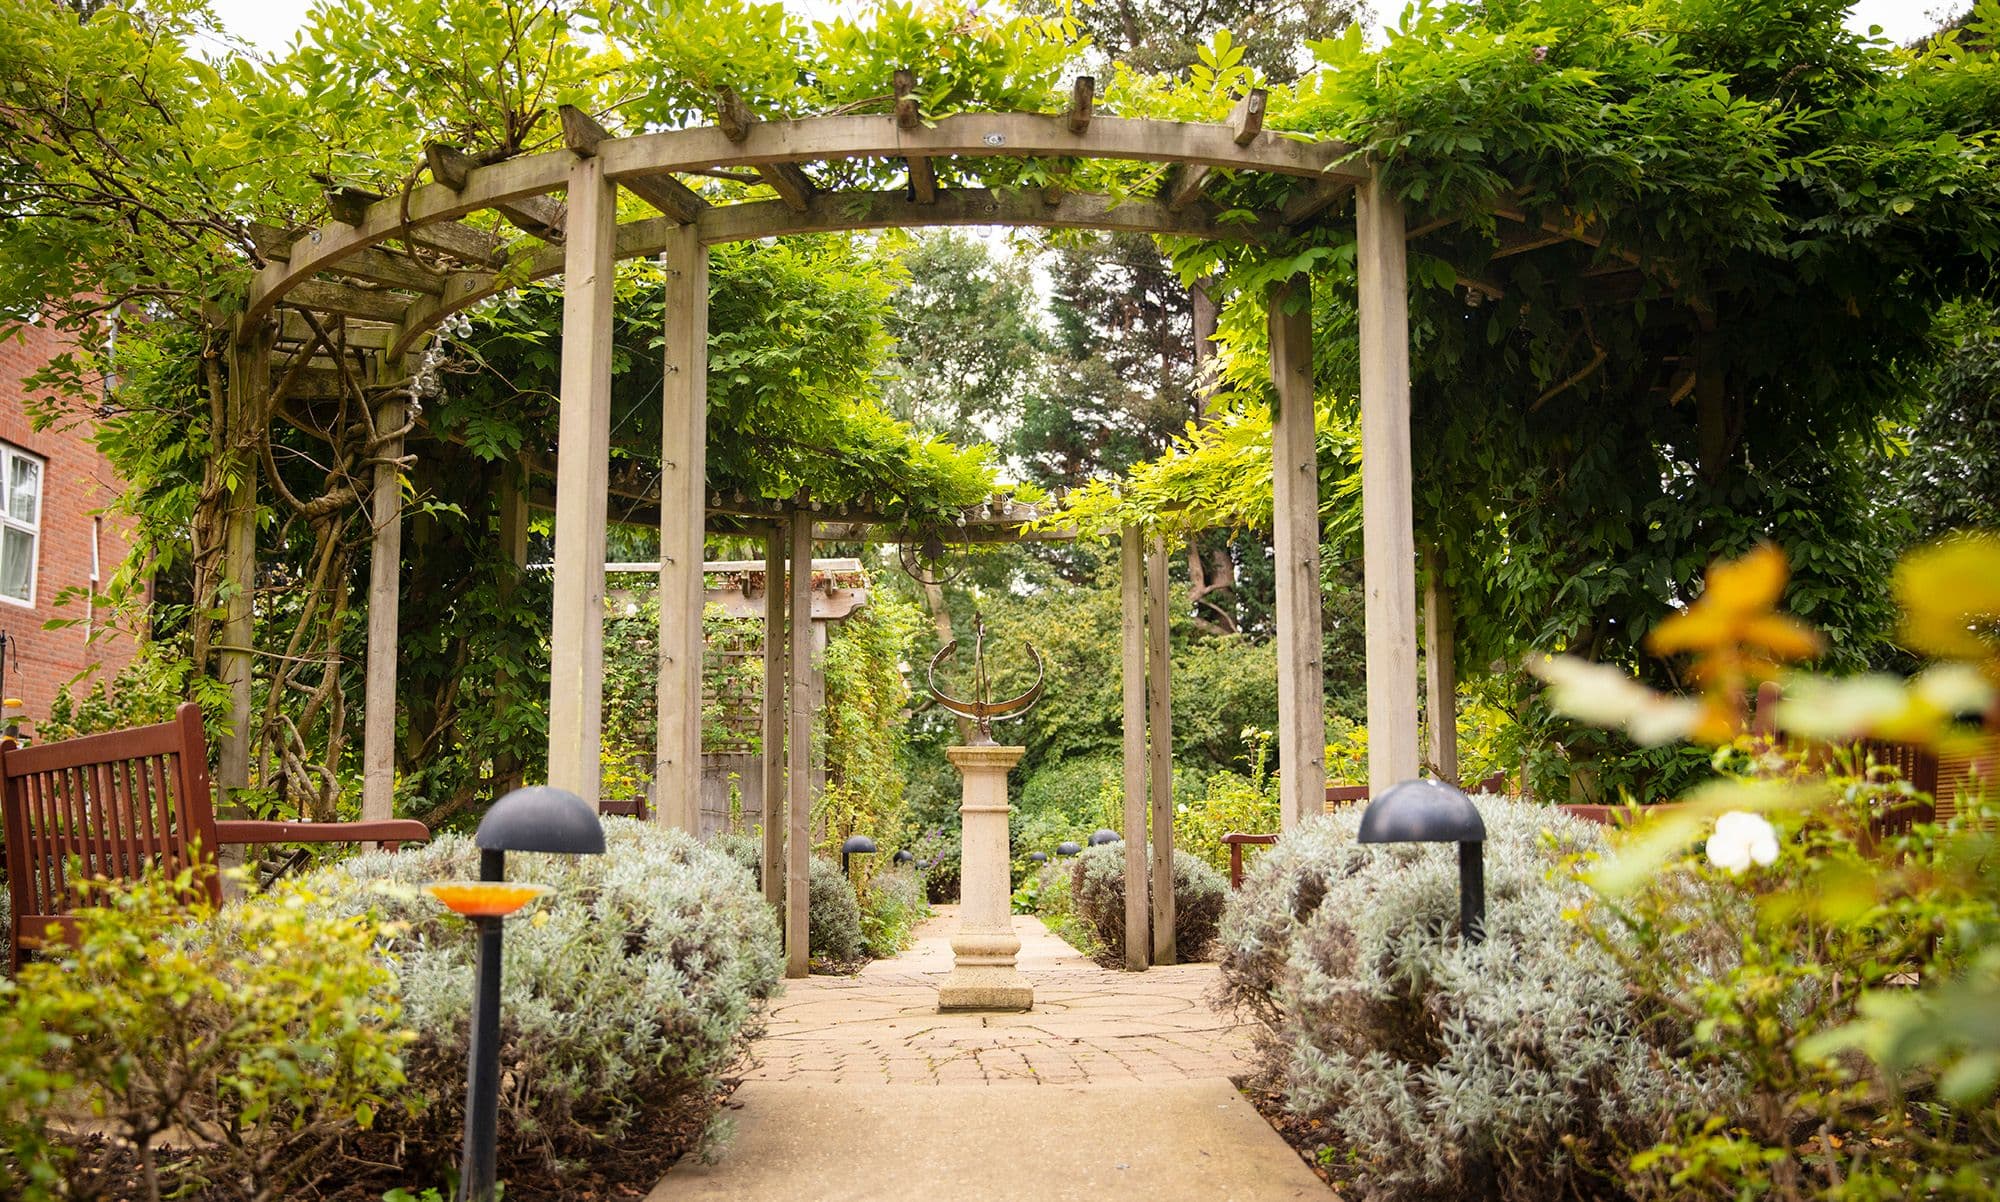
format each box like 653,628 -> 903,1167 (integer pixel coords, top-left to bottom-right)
0,442 -> 44,609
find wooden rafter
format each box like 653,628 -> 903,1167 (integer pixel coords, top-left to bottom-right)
894,70 -> 938,204
1067,76 -> 1094,135
559,106 -> 710,223
277,312 -> 395,349
1280,178 -> 1352,226
1165,90 -> 1266,211
283,279 -> 416,324
399,219 -> 506,268
426,144 -> 568,239
709,89 -> 815,212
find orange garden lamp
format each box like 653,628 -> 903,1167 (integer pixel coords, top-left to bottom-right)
427,786 -> 605,1202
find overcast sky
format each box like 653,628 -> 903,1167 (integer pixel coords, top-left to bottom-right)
206,0 -> 1955,60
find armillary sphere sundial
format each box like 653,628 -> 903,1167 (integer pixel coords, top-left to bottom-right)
927,614 -> 1044,746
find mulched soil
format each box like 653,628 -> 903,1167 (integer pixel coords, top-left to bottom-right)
1233,1073 -> 1351,1198
53,1079 -> 741,1202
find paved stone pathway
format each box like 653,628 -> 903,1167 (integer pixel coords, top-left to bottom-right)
648,907 -> 1329,1200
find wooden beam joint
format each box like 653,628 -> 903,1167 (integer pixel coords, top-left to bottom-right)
425,143 -> 568,241
1229,89 -> 1267,146
1067,76 -> 1095,135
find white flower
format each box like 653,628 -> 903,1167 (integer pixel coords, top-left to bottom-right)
1706,811 -> 1780,874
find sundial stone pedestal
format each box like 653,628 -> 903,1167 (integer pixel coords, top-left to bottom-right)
938,743 -> 1033,1012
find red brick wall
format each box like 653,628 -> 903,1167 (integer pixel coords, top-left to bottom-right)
0,319 -> 141,726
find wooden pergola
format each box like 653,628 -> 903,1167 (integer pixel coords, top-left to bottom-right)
228,84 -> 1558,972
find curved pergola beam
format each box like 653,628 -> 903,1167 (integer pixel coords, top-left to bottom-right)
380,188 -> 1264,357
246,113 -> 1365,336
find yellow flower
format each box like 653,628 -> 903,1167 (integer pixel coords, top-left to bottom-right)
1647,544 -> 1823,676
1895,533 -> 2000,670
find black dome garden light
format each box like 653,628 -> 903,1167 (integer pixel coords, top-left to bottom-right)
1356,779 -> 1486,944
1087,828 -> 1121,847
893,849 -> 915,866
1055,841 -> 1082,857
1027,851 -> 1047,864
841,834 -> 878,875
453,786 -> 606,1202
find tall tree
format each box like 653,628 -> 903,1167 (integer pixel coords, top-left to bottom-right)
881,232 -> 1045,446
1024,0 -> 1361,84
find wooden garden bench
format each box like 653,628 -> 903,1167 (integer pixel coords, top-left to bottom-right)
2,702 -> 428,972
1220,773 -> 1509,889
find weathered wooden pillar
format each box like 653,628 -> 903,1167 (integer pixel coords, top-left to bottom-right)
658,226 -> 710,832
761,526 -> 786,912
217,329 -> 268,811
785,509 -> 813,978
361,391 -> 406,824
546,153 -> 617,806
1268,279 -> 1327,828
1357,176 -> 1422,794
1423,546 -> 1458,785
1119,526 -> 1149,971
1146,532 -> 1175,966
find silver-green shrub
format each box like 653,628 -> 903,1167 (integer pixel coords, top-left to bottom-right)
1069,842 -> 1228,964
305,818 -> 780,1176
1218,799 -> 1727,1200
806,855 -> 864,964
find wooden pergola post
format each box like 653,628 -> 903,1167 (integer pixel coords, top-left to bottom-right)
545,153 -> 617,806
786,510 -> 813,978
217,328 -> 267,810
1146,532 -> 1175,965
657,226 -> 710,831
1268,279 -> 1326,828
761,527 -> 786,912
1357,177 -> 1422,794
361,390 -> 406,823
1423,546 -> 1458,784
1119,526 -> 1149,971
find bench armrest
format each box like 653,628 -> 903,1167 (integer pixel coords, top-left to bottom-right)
214,819 -> 430,847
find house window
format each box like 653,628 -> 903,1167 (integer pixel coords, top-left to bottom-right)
0,444 -> 43,606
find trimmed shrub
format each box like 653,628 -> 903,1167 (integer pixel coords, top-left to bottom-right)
708,828 -> 764,884
806,855 -> 865,965
1068,843 -> 1228,965
1218,799 -> 1725,1200
857,865 -> 929,957
310,819 -> 780,1177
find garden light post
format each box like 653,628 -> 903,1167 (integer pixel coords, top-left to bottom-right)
431,786 -> 606,1202
841,834 -> 878,876
1356,779 -> 1487,943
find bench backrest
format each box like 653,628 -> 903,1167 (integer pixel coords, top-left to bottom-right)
2,702 -> 218,970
